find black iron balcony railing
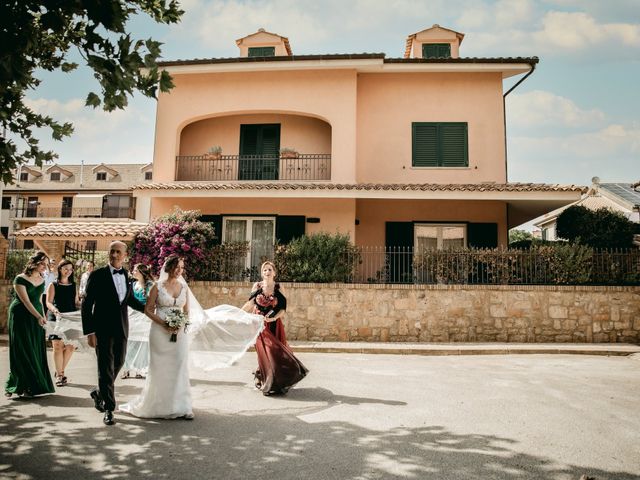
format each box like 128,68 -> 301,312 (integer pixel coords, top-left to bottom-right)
175,154 -> 331,181
11,206 -> 136,219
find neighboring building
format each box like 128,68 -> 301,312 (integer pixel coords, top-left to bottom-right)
2,162 -> 153,255
533,177 -> 640,241
133,25 -> 583,275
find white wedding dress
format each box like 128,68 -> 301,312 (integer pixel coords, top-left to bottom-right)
120,281 -> 192,419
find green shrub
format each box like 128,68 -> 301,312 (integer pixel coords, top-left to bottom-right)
204,242 -> 251,281
274,233 -> 360,283
5,249 -> 37,280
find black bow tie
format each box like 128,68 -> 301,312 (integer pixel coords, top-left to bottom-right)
112,269 -> 125,275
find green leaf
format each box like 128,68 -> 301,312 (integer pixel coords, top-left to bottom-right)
85,92 -> 101,108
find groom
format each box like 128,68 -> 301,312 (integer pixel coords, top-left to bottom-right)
82,240 -> 144,425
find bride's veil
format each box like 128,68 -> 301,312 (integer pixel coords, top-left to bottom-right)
160,259 -> 264,371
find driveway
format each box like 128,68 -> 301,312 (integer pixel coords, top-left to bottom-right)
1,348 -> 639,479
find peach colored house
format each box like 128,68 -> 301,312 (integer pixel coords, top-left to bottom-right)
134,25 -> 583,276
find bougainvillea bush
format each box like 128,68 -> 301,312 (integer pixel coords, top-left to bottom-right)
129,209 -> 218,280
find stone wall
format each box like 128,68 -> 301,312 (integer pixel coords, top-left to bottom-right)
2,280 -> 639,343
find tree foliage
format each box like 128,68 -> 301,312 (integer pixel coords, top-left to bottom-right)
508,229 -> 534,244
556,205 -> 635,249
0,0 -> 183,184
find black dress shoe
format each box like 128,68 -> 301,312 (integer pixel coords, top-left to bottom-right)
90,390 -> 105,413
103,411 -> 115,426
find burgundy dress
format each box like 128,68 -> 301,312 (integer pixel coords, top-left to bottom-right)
250,283 -> 308,395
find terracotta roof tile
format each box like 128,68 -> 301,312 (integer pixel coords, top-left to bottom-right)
5,163 -> 151,191
14,222 -> 147,239
157,54 -> 537,68
132,181 -> 585,193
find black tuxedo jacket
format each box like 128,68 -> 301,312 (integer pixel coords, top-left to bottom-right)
81,265 -> 144,338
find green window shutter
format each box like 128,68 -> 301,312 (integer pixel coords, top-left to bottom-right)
412,124 -> 438,167
467,223 -> 498,249
412,122 -> 468,167
248,46 -> 275,57
422,43 -> 451,59
199,215 -> 223,245
440,123 -> 468,167
276,216 -> 306,244
437,44 -> 451,58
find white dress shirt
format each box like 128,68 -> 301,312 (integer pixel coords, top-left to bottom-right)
109,265 -> 127,303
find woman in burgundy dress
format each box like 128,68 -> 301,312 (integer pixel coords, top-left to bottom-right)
245,261 -> 307,396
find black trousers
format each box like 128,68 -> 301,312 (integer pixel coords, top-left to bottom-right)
95,335 -> 127,411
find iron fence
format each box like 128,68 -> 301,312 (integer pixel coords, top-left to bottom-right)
345,246 -> 640,285
175,154 -> 331,181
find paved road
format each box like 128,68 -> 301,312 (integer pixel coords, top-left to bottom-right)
1,348 -> 639,480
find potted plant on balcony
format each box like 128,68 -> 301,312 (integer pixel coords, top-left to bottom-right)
279,147 -> 299,159
204,146 -> 222,160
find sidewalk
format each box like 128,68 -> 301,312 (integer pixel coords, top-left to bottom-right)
1,333 -> 638,356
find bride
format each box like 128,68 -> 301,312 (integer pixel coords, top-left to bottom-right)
120,254 -> 263,420
120,255 -> 193,419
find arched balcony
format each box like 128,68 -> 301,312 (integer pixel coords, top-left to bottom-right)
175,113 -> 332,181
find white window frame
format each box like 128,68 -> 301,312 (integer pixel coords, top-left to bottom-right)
222,216 -> 276,270
414,223 -> 467,251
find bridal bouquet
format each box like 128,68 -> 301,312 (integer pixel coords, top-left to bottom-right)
165,309 -> 189,343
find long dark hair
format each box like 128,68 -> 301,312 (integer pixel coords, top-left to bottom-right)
56,259 -> 75,284
135,263 -> 155,284
23,251 -> 49,276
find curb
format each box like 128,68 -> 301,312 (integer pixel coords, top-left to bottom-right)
1,335 -> 638,356
291,346 -> 639,356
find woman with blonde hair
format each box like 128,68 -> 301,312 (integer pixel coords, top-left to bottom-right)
244,261 -> 307,396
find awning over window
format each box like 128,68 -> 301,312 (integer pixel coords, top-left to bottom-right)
73,193 -> 103,208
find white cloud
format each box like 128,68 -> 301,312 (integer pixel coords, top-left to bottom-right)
508,122 -> 640,183
457,7 -> 640,60
507,90 -> 606,129
21,96 -> 155,165
534,11 -> 640,50
25,98 -> 85,116
494,0 -> 535,28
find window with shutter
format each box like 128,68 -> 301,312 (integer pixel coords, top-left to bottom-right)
239,124 -> 281,180
412,122 -> 468,167
248,47 -> 275,57
422,43 -> 451,59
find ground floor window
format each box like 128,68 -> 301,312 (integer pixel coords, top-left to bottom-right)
414,223 -> 466,251
223,216 -> 275,276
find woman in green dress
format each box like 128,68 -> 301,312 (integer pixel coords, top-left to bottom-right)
4,251 -> 55,398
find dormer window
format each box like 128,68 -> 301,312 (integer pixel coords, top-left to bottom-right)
20,172 -> 29,182
405,25 -> 464,59
144,171 -> 153,180
236,29 -> 292,58
248,46 -> 275,57
50,172 -> 61,181
423,43 -> 451,59
96,172 -> 107,181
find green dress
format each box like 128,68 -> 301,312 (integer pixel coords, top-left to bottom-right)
4,276 -> 55,396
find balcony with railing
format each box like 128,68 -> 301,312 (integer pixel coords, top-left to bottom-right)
175,154 -> 331,181
11,205 -> 136,220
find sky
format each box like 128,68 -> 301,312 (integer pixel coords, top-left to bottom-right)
23,0 -> 640,188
